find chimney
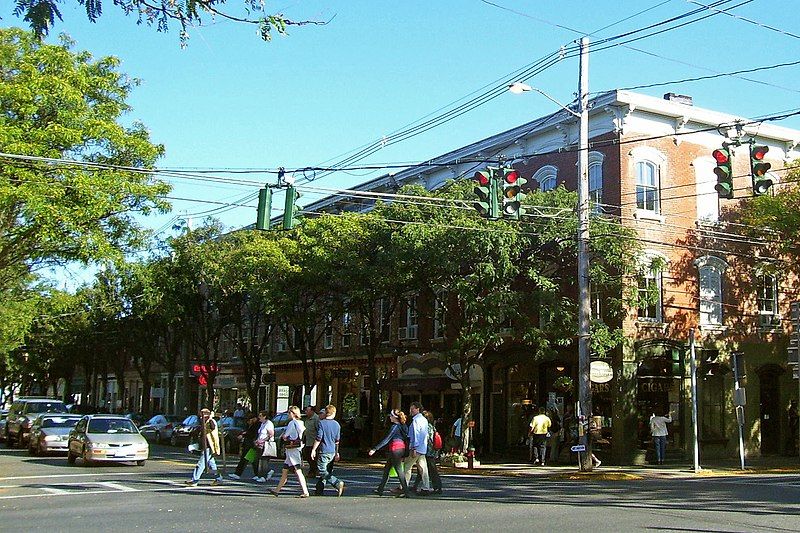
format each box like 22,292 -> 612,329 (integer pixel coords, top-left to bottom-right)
663,93 -> 693,106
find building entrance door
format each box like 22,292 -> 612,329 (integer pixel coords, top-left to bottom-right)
759,368 -> 781,455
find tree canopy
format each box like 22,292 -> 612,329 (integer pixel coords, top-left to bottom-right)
10,1 -> 328,46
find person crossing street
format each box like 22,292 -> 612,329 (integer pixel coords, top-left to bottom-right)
185,408 -> 223,486
311,404 -> 345,497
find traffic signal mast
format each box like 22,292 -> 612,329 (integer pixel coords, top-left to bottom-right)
255,187 -> 272,230
713,146 -> 734,199
501,168 -> 527,219
473,168 -> 499,219
283,185 -> 302,230
750,144 -> 773,196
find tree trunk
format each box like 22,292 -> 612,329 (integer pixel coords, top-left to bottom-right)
167,368 -> 176,415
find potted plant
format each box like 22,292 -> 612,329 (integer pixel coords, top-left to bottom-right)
553,376 -> 574,394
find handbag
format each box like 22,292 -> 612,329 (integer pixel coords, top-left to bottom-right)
284,438 -> 302,449
262,440 -> 278,458
244,447 -> 258,462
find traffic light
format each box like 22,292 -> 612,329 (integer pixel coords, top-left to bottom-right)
712,147 -> 733,199
501,167 -> 527,219
750,145 -> 773,196
283,185 -> 302,230
473,168 -> 499,219
256,187 -> 272,230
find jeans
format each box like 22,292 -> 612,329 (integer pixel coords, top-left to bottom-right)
653,435 -> 667,463
377,449 -> 408,494
404,452 -> 430,491
315,453 -> 342,493
192,449 -> 221,481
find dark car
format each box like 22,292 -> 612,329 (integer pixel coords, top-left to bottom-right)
170,415 -> 201,446
5,398 -> 67,448
123,413 -> 147,428
0,410 -> 8,443
219,416 -> 247,454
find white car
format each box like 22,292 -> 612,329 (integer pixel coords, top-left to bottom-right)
67,415 -> 149,466
28,414 -> 83,455
139,414 -> 182,444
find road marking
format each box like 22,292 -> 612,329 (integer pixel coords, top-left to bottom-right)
98,482 -> 138,492
0,471 -> 169,481
40,487 -> 69,495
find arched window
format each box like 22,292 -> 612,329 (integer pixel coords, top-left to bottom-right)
694,256 -> 728,326
630,147 -> 667,219
757,272 -> 778,327
637,251 -> 667,323
533,165 -> 558,192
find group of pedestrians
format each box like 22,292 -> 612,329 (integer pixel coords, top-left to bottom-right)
185,401 -> 446,498
369,401 -> 443,498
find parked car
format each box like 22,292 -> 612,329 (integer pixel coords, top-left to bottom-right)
28,414 -> 83,455
139,415 -> 182,444
67,415 -> 148,466
5,397 -> 67,448
170,415 -> 201,446
123,412 -> 147,428
0,410 -> 8,442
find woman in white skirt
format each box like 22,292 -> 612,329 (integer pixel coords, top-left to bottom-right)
269,405 -> 310,498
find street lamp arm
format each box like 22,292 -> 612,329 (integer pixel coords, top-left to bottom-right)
508,82 -> 580,118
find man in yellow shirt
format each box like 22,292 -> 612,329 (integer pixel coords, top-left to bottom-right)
528,407 -> 551,465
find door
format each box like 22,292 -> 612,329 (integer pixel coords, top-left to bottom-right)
759,369 -> 781,455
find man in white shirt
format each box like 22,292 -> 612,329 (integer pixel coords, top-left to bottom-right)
649,409 -> 672,465
404,401 -> 431,494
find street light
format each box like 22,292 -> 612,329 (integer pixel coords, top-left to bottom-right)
509,37 -> 593,471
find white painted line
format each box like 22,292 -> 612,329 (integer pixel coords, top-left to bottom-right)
0,471 -> 165,481
98,482 -> 139,492
40,487 -> 69,495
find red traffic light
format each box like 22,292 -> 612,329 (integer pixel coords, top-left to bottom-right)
712,149 -> 730,165
751,145 -> 768,161
473,171 -> 490,186
504,170 -> 519,184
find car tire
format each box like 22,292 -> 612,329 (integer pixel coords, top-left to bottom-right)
155,431 -> 162,445
67,449 -> 76,465
136,460 -> 146,466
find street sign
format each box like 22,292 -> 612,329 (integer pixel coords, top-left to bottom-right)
571,444 -> 586,452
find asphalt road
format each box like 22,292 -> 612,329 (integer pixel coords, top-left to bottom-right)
1,442 -> 799,532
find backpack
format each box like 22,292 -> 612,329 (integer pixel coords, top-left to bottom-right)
432,430 -> 443,451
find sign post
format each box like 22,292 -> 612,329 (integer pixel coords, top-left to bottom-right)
689,329 -> 700,473
732,351 -> 746,470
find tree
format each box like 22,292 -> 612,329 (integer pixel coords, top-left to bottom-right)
380,181 -> 642,453
10,1 -> 328,46
0,28 -> 170,356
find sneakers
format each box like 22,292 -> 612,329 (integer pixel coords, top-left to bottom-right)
266,470 -> 275,481
373,488 -> 384,496
228,473 -> 240,480
211,478 -> 222,486
253,476 -> 266,483
594,459 -> 602,468
268,489 -> 279,497
184,480 -> 198,486
336,481 -> 345,497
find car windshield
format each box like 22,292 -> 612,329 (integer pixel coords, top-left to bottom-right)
182,415 -> 199,425
146,415 -> 164,425
41,417 -> 80,428
27,402 -> 66,414
87,419 -> 138,434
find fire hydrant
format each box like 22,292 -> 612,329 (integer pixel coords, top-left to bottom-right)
467,447 -> 475,469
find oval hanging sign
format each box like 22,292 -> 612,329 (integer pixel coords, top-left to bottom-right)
590,360 -> 613,383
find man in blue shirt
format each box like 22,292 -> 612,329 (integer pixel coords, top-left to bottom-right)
404,401 -> 431,494
311,404 -> 344,496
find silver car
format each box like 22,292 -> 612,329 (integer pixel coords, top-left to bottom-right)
67,415 -> 149,466
139,414 -> 181,444
28,414 -> 83,455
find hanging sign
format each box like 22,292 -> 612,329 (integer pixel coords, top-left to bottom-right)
590,360 -> 613,383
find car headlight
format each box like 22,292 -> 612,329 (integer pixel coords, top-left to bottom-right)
43,435 -> 60,442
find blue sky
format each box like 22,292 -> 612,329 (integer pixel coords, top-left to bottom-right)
3,1 -> 800,285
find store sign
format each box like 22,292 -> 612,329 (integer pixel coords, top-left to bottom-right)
590,361 -> 613,383
638,379 -> 675,393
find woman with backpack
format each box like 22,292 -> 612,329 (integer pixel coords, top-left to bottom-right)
420,410 -> 442,494
368,409 -> 410,497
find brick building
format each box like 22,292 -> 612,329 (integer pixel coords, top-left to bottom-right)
294,89 -> 800,464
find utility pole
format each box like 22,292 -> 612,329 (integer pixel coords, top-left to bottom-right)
576,36 -> 593,471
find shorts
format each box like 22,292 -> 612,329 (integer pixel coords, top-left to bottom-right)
284,447 -> 303,468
